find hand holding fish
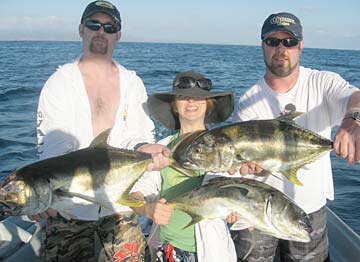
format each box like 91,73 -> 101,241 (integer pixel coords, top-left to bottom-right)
137,144 -> 171,171
226,211 -> 241,224
334,118 -> 360,165
239,162 -> 265,176
144,198 -> 174,225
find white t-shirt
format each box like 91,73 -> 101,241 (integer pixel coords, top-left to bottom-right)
132,135 -> 237,262
37,60 -> 155,220
234,66 -> 357,213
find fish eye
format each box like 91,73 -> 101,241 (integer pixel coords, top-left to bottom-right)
195,147 -> 202,154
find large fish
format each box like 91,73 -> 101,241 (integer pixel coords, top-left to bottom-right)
168,176 -> 312,242
172,113 -> 333,185
0,129 -> 151,219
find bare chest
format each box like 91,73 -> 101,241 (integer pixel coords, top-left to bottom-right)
83,74 -> 120,136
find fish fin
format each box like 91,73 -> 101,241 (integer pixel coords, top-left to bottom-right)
277,111 -> 304,122
230,221 -> 253,231
116,180 -> 145,207
54,190 -> 114,210
168,203 -> 176,208
182,213 -> 204,229
89,128 -> 111,148
219,184 -> 261,199
169,160 -> 199,177
58,210 -> 78,220
167,202 -> 203,229
281,168 -> 303,186
116,193 -> 145,207
243,229 -> 260,260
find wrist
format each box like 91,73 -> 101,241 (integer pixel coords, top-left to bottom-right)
343,111 -> 360,122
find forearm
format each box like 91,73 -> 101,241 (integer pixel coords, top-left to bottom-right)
346,90 -> 360,113
130,193 -> 173,224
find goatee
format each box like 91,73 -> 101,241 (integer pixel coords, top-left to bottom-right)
90,36 -> 108,55
265,54 -> 297,77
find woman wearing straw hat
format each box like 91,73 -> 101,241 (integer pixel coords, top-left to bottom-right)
132,70 -> 237,262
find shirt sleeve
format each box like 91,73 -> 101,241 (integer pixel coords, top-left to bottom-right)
37,70 -> 77,159
322,72 -> 358,126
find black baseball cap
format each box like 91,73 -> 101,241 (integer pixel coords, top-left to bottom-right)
261,12 -> 302,40
81,1 -> 121,29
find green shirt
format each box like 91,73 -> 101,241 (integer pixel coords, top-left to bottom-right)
159,133 -> 204,252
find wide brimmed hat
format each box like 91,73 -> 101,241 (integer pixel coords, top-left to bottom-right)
148,71 -> 234,129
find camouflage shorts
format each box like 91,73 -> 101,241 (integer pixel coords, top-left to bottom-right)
41,212 -> 146,262
155,243 -> 198,262
231,206 -> 329,262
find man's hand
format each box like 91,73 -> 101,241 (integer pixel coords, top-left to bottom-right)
334,118 -> 360,165
28,208 -> 58,222
239,162 -> 265,175
226,212 -> 240,224
137,144 -> 171,171
145,198 -> 173,225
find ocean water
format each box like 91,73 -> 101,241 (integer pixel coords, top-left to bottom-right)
0,41 -> 359,234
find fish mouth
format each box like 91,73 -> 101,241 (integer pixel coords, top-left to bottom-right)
182,161 -> 198,170
300,216 -> 313,234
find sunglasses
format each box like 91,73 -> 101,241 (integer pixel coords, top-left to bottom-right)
84,19 -> 119,34
174,76 -> 212,91
263,37 -> 299,48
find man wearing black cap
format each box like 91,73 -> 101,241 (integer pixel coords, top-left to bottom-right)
33,1 -> 170,261
233,12 -> 360,262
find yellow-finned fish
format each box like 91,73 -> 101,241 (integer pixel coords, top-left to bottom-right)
168,176 -> 312,242
172,113 -> 333,186
0,129 -> 151,219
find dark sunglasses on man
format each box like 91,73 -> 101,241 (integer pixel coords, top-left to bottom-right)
263,37 -> 299,48
174,76 -> 212,91
84,19 -> 120,34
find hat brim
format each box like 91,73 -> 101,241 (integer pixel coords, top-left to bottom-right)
148,89 -> 234,129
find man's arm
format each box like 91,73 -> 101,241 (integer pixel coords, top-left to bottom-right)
334,90 -> 360,164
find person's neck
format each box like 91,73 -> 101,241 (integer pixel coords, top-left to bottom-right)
264,67 -> 300,93
179,122 -> 206,135
78,55 -> 116,72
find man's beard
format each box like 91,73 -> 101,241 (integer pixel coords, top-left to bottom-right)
90,36 -> 108,55
265,53 -> 297,77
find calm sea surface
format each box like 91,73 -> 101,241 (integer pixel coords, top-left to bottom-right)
0,41 -> 359,234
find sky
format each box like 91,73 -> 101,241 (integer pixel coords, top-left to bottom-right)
0,0 -> 359,50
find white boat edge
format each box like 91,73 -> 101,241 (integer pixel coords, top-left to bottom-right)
0,207 -> 359,261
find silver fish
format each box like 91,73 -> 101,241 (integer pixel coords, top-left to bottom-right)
172,113 -> 333,185
169,176 -> 312,242
0,129 -> 151,219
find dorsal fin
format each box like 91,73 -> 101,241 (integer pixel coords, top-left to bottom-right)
89,128 -> 111,148
277,111 -> 304,123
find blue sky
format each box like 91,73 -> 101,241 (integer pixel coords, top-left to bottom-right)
1,0 -> 359,50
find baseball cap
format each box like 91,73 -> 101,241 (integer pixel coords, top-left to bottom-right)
261,12 -> 302,40
81,1 -> 121,29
